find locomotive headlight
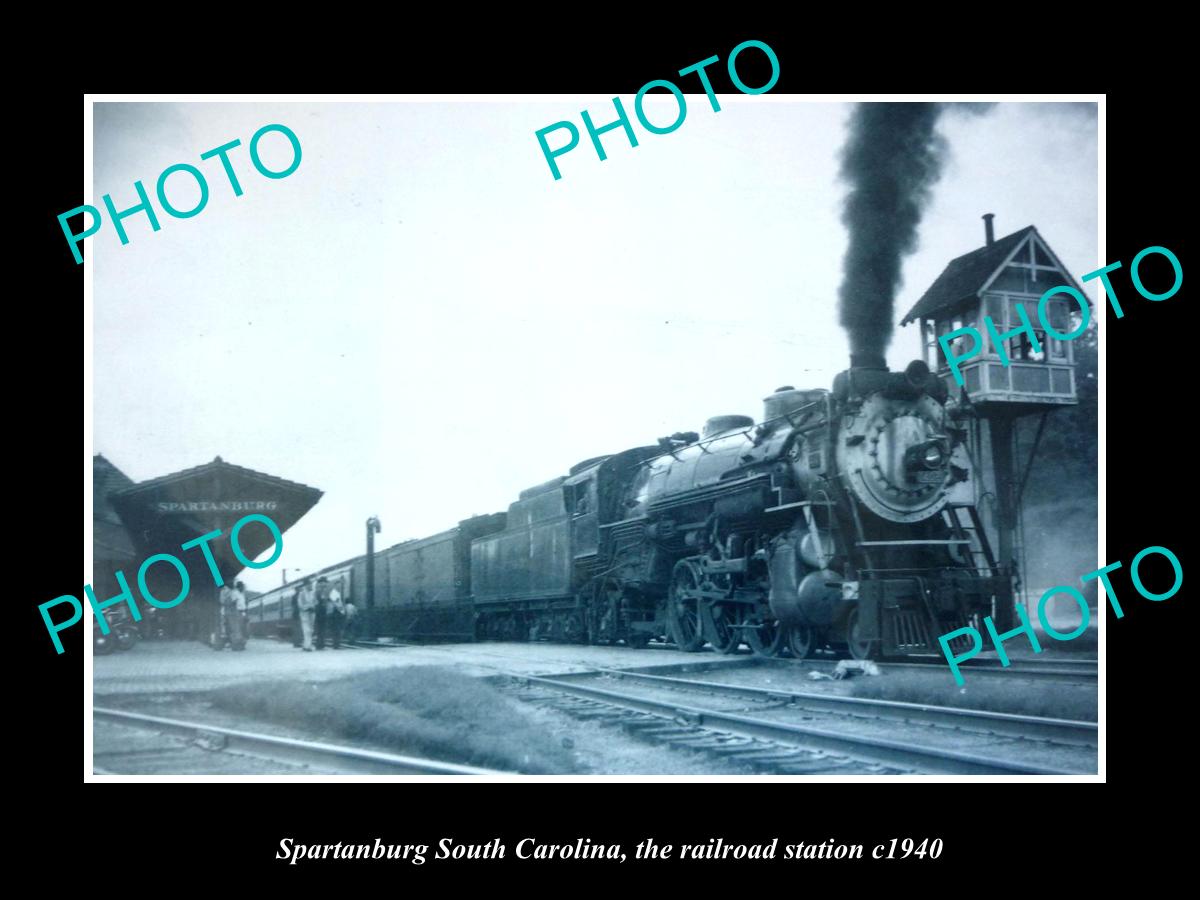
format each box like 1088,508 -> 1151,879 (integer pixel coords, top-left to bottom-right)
904,439 -> 947,479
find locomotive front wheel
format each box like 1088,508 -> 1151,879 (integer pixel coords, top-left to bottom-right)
845,608 -> 881,661
787,624 -> 815,660
667,562 -> 705,652
701,601 -> 741,654
746,617 -> 786,657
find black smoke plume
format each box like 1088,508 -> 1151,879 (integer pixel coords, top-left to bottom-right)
837,103 -> 949,366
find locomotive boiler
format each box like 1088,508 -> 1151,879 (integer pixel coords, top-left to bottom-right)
581,354 -> 1009,659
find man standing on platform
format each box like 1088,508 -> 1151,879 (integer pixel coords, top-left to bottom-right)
296,579 -> 317,651
343,597 -> 358,642
215,582 -> 234,650
326,581 -> 346,649
314,577 -> 329,650
230,580 -> 248,651
291,590 -> 302,647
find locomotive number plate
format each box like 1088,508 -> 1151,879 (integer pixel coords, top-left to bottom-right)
914,471 -> 944,484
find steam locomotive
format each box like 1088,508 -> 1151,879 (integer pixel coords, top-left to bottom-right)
249,358 -> 1009,659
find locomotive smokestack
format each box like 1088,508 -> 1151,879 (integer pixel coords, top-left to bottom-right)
850,351 -> 887,370
983,212 -> 995,246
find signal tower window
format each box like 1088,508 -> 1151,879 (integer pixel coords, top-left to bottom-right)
1007,332 -> 1046,362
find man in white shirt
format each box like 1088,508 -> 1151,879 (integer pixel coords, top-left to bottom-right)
326,583 -> 346,649
217,581 -> 248,650
296,580 -> 318,651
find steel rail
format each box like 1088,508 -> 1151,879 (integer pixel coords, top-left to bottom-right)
93,707 -> 513,776
767,657 -> 1098,681
344,634 -> 1096,682
568,667 -> 1096,745
947,656 -> 1097,669
511,674 -> 1082,776
871,659 -> 1097,680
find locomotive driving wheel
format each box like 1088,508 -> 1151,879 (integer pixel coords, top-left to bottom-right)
746,615 -> 786,657
667,560 -> 705,652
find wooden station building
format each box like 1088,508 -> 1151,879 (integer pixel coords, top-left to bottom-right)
92,455 -> 322,640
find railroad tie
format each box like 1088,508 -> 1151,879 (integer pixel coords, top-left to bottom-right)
623,718 -> 679,734
662,735 -> 730,751
712,743 -> 790,758
773,756 -> 857,774
572,710 -> 626,722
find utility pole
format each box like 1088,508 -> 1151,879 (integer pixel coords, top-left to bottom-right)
366,516 -> 382,636
989,414 -> 1018,632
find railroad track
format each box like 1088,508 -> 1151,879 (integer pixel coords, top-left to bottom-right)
555,667 -> 1096,744
869,657 -> 1096,681
611,654 -> 1100,685
500,671 -> 1093,776
631,653 -> 1099,682
607,651 -> 1099,682
93,707 -> 512,776
352,637 -> 1097,681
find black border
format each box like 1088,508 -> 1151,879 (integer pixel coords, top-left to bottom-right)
24,26 -> 1189,883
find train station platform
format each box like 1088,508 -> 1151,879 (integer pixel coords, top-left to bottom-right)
91,639 -> 711,695
92,627 -> 1098,697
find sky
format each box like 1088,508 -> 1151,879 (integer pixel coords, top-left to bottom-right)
92,99 -> 1098,592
